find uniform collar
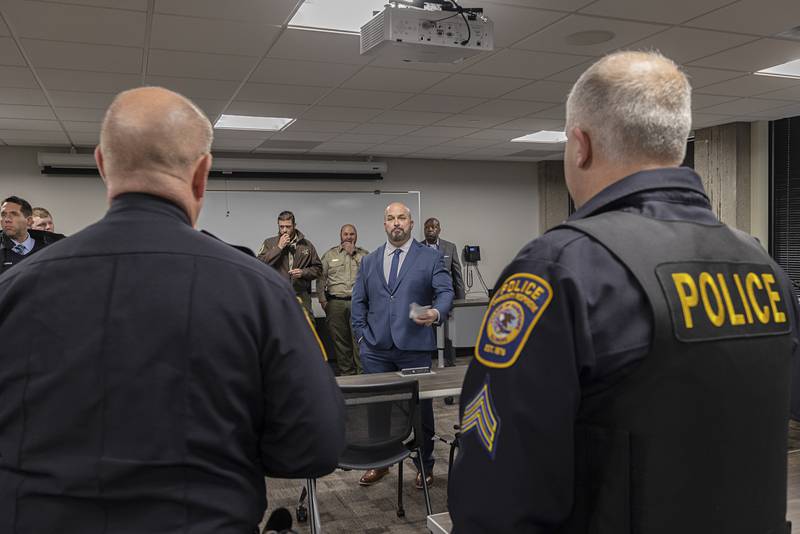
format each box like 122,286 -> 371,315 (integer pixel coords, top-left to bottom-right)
568,167 -> 709,221
107,192 -> 192,225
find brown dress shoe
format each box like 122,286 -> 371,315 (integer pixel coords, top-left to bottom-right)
415,471 -> 433,489
359,468 -> 389,486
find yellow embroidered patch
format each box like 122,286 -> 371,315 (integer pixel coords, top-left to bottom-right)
475,273 -> 553,368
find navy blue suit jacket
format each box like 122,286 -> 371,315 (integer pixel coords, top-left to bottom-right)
351,239 -> 454,352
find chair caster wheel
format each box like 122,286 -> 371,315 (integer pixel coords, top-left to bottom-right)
296,504 -> 308,523
397,508 -> 405,518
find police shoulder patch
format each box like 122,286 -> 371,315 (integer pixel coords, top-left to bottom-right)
461,375 -> 500,458
475,273 -> 553,368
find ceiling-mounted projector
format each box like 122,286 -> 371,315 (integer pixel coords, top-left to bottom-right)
360,2 -> 493,64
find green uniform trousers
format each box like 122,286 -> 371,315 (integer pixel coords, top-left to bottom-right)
325,298 -> 361,376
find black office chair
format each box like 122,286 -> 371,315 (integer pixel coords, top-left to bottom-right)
339,379 -> 432,518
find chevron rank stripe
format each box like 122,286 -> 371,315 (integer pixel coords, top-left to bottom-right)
461,376 -> 500,457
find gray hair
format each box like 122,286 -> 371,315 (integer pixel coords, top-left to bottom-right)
565,50 -> 692,164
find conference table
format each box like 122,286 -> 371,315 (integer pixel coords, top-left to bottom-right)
336,363 -> 468,399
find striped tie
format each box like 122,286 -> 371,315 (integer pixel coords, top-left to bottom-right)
12,244 -> 26,255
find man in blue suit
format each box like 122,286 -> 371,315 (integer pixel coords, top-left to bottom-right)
351,201 -> 454,488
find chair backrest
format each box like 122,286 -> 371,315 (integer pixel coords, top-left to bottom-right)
339,380 -> 420,452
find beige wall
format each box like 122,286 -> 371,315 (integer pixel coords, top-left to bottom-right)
0,147 -> 539,286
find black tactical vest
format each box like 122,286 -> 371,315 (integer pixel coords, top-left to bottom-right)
557,212 -> 793,534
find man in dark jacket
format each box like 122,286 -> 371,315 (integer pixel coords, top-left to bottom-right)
0,196 -> 64,274
0,86 -> 345,534
257,211 -> 322,313
450,51 -> 799,533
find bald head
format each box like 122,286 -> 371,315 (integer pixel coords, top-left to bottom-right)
566,51 -> 691,165
100,87 -> 213,178
96,87 -> 214,224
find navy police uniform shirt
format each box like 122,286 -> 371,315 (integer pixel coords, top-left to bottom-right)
448,167 -> 800,532
0,193 -> 345,534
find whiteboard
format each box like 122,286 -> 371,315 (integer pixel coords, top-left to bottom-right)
198,189 -> 422,256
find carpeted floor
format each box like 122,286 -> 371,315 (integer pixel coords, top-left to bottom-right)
263,398 -> 460,534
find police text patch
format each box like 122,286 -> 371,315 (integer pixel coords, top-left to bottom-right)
461,376 -> 500,458
655,261 -> 790,342
475,273 -> 553,368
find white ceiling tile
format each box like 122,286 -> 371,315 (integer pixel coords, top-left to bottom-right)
545,59 -> 595,82
494,117 -> 565,131
315,89 -> 413,109
156,0 -> 298,23
268,28 -> 370,65
500,80 -> 573,103
465,128 -> 528,140
394,94 -> 486,113
692,112 -> 736,129
237,82 -> 329,105
683,66 -> 748,89
286,120 -> 359,133
686,0 -> 800,37
463,99 -> 553,117
38,0 -> 147,10
689,39 -> 800,72
212,138 -> 263,151
38,69 -> 141,93
226,101 -> 308,117
436,137 -> 503,148
301,106 -> 383,122
755,102 -> 800,121
434,115 -> 511,128
362,144 -> 416,155
56,107 -> 107,121
48,91 -> 115,109
531,104 -> 566,120
0,129 -> 69,145
145,76 -> 239,99
342,67 -> 449,92
700,97 -> 791,115
21,39 -> 141,73
150,14 -> 280,56
63,121 -> 102,133
70,132 -> 100,146
250,58 -> 362,87
627,28 -> 756,64
757,85 -> 800,101
349,123 -> 420,135
425,74 -> 530,98
268,130 -> 337,142
513,15 -> 666,56
312,142 -> 377,153
0,87 -> 47,106
370,110 -> 451,125
483,0 -> 593,10
0,118 -> 62,131
0,66 -> 38,88
579,0 -> 732,24
334,133 -> 395,144
465,49 -> 589,79
411,145 -> 471,155
0,104 -> 54,120
413,126 -> 480,138
147,49 -> 257,80
0,37 -> 26,66
366,51 -> 486,73
389,136 -> 447,147
460,2 -> 567,47
695,75 -> 800,98
5,2 -> 146,46
212,129 -> 273,141
692,93 -> 739,110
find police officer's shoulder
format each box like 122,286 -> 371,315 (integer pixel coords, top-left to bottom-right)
515,226 -> 591,265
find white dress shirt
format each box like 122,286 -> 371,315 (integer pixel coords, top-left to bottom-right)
383,238 -> 413,283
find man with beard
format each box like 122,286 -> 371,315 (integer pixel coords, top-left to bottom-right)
351,202 -> 453,489
257,211 -> 322,314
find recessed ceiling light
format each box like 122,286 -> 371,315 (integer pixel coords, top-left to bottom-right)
755,58 -> 800,79
214,115 -> 296,131
564,30 -> 615,46
511,130 -> 567,143
289,0 -> 389,33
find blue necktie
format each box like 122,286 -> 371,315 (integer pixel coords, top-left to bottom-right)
388,249 -> 402,289
13,244 -> 26,255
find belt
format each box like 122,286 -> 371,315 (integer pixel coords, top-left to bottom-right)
326,293 -> 352,301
